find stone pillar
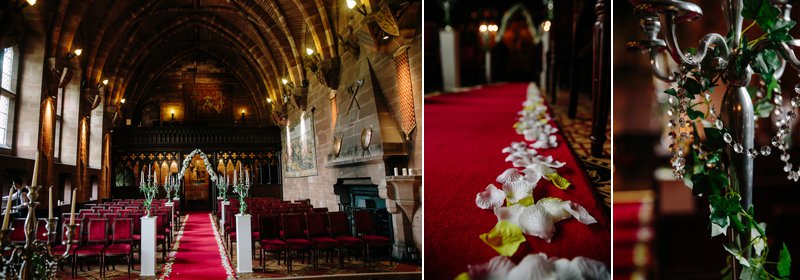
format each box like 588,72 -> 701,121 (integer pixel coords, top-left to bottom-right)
379,175 -> 421,261
439,30 -> 460,92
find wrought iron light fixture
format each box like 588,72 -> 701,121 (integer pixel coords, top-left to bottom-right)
304,48 -> 321,72
346,0 -> 368,16
65,49 -> 82,61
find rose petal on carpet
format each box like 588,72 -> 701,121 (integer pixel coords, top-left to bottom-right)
424,83 -> 610,279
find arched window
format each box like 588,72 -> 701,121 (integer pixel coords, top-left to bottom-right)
0,46 -> 19,148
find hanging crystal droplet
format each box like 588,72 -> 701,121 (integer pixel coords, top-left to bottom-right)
724,133 -> 733,143
667,108 -> 674,116
785,163 -> 793,172
733,143 -> 744,153
668,131 -> 676,140
781,124 -> 790,134
760,146 -> 771,156
705,93 -> 711,101
793,97 -> 800,107
794,83 -> 800,94
781,153 -> 791,162
715,119 -> 724,129
667,120 -> 675,128
748,148 -> 758,158
789,110 -> 797,119
772,136 -> 782,147
669,96 -> 677,105
775,94 -> 784,105
672,157 -> 685,168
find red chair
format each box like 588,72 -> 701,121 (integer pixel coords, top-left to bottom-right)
328,212 -> 365,266
306,212 -> 340,268
154,212 -> 169,261
53,219 -> 82,272
259,215 -> 287,269
104,218 -> 134,276
352,211 -> 391,266
312,208 -> 329,213
282,213 -> 313,272
74,218 -> 109,278
9,218 -> 27,244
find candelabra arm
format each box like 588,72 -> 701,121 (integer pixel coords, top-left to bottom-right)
648,48 -> 678,82
774,42 -> 800,71
663,14 -> 730,66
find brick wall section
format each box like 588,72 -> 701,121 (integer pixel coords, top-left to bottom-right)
282,33 -> 422,209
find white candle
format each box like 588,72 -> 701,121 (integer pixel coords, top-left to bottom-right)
402,168 -> 408,176
141,171 -> 144,186
2,188 -> 15,230
234,170 -> 238,185
31,151 -> 40,187
393,167 -> 399,176
69,188 -> 78,226
48,186 -> 53,220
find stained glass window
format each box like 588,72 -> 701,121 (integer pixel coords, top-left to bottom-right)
0,95 -> 9,146
1,47 -> 13,91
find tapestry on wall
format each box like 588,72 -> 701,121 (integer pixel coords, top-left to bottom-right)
283,113 -> 318,177
182,83 -> 232,123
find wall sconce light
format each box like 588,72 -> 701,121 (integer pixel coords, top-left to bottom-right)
170,110 -> 175,122
266,97 -> 272,104
96,79 -> 108,90
241,109 -> 246,121
346,0 -> 368,16
120,98 -> 126,104
282,78 -> 295,89
66,49 -> 82,60
304,48 -> 321,72
542,20 -> 551,32
16,0 -> 35,9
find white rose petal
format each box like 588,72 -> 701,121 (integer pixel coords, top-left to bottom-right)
476,184 -> 506,210
563,202 -> 598,225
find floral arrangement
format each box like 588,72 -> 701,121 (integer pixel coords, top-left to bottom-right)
216,174 -> 229,202
179,149 -> 219,183
139,167 -> 159,217
461,84 -> 607,278
163,174 -> 180,200
657,1 -> 793,277
231,167 -> 251,215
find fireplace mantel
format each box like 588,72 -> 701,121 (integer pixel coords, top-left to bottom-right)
380,175 -> 422,261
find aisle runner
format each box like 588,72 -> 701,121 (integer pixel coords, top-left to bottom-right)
424,83 -> 610,279
164,212 -> 233,279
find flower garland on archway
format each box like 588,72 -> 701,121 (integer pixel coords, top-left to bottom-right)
178,149 -> 220,199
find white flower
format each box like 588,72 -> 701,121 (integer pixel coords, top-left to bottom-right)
477,184 -> 507,209
752,223 -> 766,256
497,168 -> 524,184
494,204 -> 526,224
466,253 -> 610,280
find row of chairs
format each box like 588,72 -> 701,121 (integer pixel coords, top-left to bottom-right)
226,210 -> 391,272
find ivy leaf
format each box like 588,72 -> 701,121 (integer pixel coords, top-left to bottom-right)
778,243 -> 792,279
704,128 -> 725,150
683,78 -> 702,98
741,0 -> 761,20
663,88 -> 678,97
729,213 -> 747,234
709,194 -> 742,228
755,99 -> 775,118
769,20 -> 796,43
756,2 -> 780,30
687,107 -> 705,120
691,170 -> 729,197
740,264 -> 765,280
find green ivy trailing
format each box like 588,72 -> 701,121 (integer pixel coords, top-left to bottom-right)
664,0 -> 793,279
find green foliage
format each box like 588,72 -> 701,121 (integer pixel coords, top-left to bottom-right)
691,169 -> 729,197
778,243 -> 792,279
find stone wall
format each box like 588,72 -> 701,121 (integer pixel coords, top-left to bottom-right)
282,33 -> 423,209
14,31 -> 45,159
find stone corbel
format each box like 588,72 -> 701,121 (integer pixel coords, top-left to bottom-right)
379,175 -> 421,261
315,58 -> 340,90
271,103 -> 289,126
290,87 -> 309,112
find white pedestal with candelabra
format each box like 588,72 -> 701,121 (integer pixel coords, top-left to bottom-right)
140,216 -> 157,276
235,214 -> 253,273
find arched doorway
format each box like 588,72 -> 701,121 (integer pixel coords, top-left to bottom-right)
178,149 -> 219,211
494,3 -> 546,82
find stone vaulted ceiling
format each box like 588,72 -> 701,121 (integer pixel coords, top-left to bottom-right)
31,0 -> 340,121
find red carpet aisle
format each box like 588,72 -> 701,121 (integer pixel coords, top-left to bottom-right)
424,83 -> 610,279
164,212 -> 233,279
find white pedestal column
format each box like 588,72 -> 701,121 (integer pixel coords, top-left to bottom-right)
439,30 -> 461,92
140,216 -> 157,276
165,202 -> 175,234
235,214 -> 253,273
220,201 -> 230,231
